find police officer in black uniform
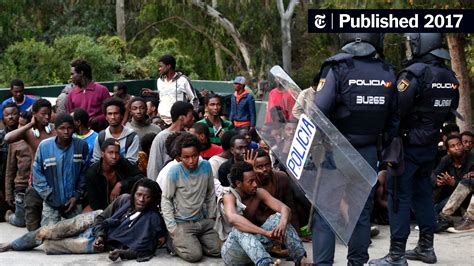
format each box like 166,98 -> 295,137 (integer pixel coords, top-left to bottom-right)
370,33 -> 460,265
312,33 -> 399,265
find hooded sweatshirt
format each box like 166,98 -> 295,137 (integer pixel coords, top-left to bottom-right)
92,126 -> 140,164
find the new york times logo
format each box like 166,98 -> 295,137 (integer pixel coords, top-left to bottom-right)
308,9 -> 473,33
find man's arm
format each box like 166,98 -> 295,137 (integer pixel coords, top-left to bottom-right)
32,144 -> 52,201
4,121 -> 33,144
314,67 -> 337,117
383,81 -> 400,144
160,167 -> 178,233
223,193 -> 272,237
91,136 -> 101,164
74,143 -> 89,200
125,134 -> 140,164
204,164 -> 217,219
292,90 -> 306,120
146,136 -> 161,180
181,77 -> 198,111
229,96 -> 235,122
249,94 -> 256,127
4,144 -> 18,203
431,156 -> 450,187
397,71 -> 418,120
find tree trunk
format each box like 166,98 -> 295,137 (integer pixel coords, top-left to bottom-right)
276,0 -> 298,75
116,0 -> 126,41
447,34 -> 472,132
214,47 -> 224,79
191,0 -> 254,79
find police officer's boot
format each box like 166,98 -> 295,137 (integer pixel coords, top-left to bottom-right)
405,232 -> 437,264
368,240 -> 408,265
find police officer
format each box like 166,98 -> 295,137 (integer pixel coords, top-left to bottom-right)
370,33 -> 460,265
312,33 -> 399,265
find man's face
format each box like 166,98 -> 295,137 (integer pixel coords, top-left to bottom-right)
34,107 -> 52,126
461,135 -> 473,151
11,85 -> 25,103
56,122 -> 74,142
182,110 -> 195,128
206,97 -> 222,117
102,145 -> 120,166
284,123 -> 297,139
134,186 -> 152,212
233,83 -> 243,92
231,139 -> 247,161
447,138 -> 464,158
158,61 -> 171,76
189,128 -> 206,145
106,105 -> 123,127
179,146 -> 199,170
258,140 -> 270,153
3,107 -> 19,128
237,170 -> 258,196
239,128 -> 251,144
70,67 -> 83,85
130,101 -> 147,122
254,156 -> 272,180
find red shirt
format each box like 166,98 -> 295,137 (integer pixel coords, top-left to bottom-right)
66,82 -> 111,124
200,144 -> 223,160
264,88 -> 296,123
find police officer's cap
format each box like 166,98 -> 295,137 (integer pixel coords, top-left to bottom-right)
339,33 -> 383,57
404,33 -> 450,60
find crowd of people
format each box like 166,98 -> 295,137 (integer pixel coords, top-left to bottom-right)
0,32 -> 471,266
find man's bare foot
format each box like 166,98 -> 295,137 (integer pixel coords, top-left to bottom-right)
0,243 -> 12,252
299,256 -> 313,266
270,259 -> 281,265
108,249 -> 121,261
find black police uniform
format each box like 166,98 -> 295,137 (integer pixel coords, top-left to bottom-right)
387,59 -> 459,245
312,53 -> 399,265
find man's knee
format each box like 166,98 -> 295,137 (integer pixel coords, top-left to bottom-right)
176,246 -> 203,262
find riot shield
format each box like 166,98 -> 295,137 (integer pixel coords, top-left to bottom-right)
256,65 -> 377,244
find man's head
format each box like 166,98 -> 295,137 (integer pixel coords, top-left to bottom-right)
130,178 -> 161,212
32,99 -> 52,126
403,33 -> 450,61
230,161 -> 257,195
205,94 -> 222,117
158,54 -> 176,76
103,98 -> 125,127
445,135 -> 464,159
70,59 -> 92,85
238,127 -> 252,145
129,97 -> 147,122
233,76 -> 246,92
460,131 -> 474,151
441,123 -> 460,142
54,113 -> 75,143
141,132 -> 157,156
113,82 -> 128,98
165,132 -> 183,159
253,149 -> 273,182
176,133 -> 201,170
258,139 -> 270,153
19,111 -> 32,127
221,130 -> 239,152
2,102 -> 19,129
339,33 -> 384,57
230,135 -> 247,161
170,101 -> 194,127
284,120 -> 297,139
146,99 -> 159,117
101,138 -> 121,166
10,79 -> 25,103
72,108 -> 89,131
190,123 -> 210,146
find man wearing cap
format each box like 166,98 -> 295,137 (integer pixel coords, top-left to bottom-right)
32,113 -> 89,226
370,33 -> 460,265
229,76 -> 256,130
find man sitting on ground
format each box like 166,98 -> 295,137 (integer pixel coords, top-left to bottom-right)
72,108 -> 97,165
92,98 -> 140,164
189,123 -> 223,160
161,133 -> 220,262
461,131 -> 474,152
85,139 -> 144,212
125,97 -> 161,140
0,179 -> 166,262
218,135 -> 247,187
218,161 -> 311,265
197,94 -> 234,145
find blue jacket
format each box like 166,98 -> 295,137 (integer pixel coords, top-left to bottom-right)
229,91 -> 256,127
32,137 -> 89,208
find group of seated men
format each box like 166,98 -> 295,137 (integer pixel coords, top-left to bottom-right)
0,79 -> 312,265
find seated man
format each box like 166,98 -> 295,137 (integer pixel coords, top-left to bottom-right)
218,161 -> 311,265
436,171 -> 473,233
85,138 -> 145,212
0,179 -> 165,262
461,131 -> 474,151
161,133 -> 220,262
189,123 -> 223,160
432,135 -> 474,213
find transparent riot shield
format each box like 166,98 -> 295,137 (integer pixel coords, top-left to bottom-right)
256,65 -> 377,244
